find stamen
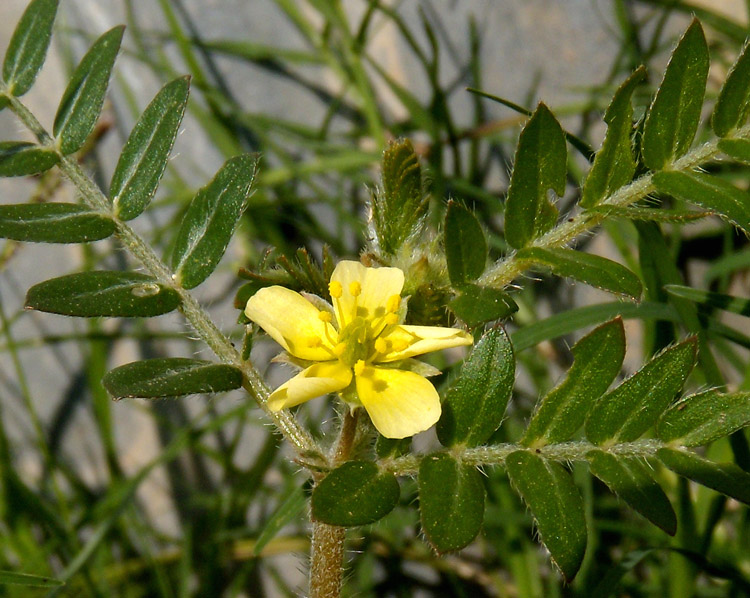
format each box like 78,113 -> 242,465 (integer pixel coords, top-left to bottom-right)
318,311 -> 332,323
384,313 -> 399,325
374,338 -> 389,355
386,294 -> 401,313
329,281 -> 343,299
353,359 -> 366,376
333,342 -> 347,358
349,281 -> 362,297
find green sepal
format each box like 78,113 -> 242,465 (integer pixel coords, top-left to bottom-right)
103,358 -> 243,399
445,201 -> 487,285
653,170 -> 750,235
587,450 -> 676,535
641,20 -> 709,170
505,103 -> 566,249
437,325 -> 514,447
657,389 -> 750,447
25,271 -> 181,317
522,318 -> 625,447
111,76 -> 191,220
53,26 -> 124,155
0,203 -> 113,243
581,66 -> 645,207
505,451 -> 587,581
172,154 -> 256,289
419,453 -> 485,553
311,461 -> 399,526
657,448 -> 750,505
2,0 -> 59,97
585,338 -> 697,446
449,283 -> 518,327
515,247 -> 642,299
0,141 -> 59,177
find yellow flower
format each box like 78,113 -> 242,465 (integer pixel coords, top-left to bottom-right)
245,260 -> 473,438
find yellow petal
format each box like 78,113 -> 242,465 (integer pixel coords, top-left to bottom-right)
378,325 -> 473,362
355,366 -> 441,438
245,286 -> 337,361
268,361 -> 353,410
330,260 -> 404,327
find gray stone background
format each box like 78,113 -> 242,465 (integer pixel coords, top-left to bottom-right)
0,0 -> 745,591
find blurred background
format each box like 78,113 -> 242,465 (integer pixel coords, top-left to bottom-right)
1,1 -> 749,596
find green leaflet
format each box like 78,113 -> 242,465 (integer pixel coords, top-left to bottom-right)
311,461 -> 399,526
504,103 -> 566,249
587,205 -> 711,224
657,448 -> 750,505
515,247 -> 642,299
53,26 -> 124,155
372,138 -> 427,254
419,453 -> 484,553
0,203 -> 113,243
657,389 -> 750,447
522,318 -> 625,447
0,571 -> 63,588
253,486 -> 306,556
445,201 -> 486,285
664,285 -> 750,317
171,154 -> 256,289
2,0 -> 59,97
449,283 -> 518,327
0,141 -> 59,176
111,76 -> 191,220
712,39 -> 750,137
25,271 -> 181,317
718,138 -> 750,163
103,358 -> 243,399
585,338 -> 697,446
653,170 -> 750,235
587,450 -> 676,535
436,326 -> 515,447
505,451 -> 587,581
641,20 -> 709,170
581,66 -> 645,207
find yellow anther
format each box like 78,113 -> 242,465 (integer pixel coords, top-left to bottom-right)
329,281 -> 343,298
391,339 -> 410,352
307,336 -> 322,348
318,310 -> 332,323
348,281 -> 362,297
353,359 -> 367,376
386,294 -> 401,313
333,342 -> 347,357
384,313 -> 399,325
374,338 -> 389,354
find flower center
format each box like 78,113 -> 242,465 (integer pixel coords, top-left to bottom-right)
334,317 -> 374,366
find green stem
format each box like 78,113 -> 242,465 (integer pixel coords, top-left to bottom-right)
4,91 -> 321,460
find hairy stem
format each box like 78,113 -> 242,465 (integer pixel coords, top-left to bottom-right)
309,410 -> 359,598
4,91 -> 320,459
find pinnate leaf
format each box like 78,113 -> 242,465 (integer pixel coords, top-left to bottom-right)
585,338 -> 697,446
658,389 -> 750,447
445,201 -> 486,285
25,271 -> 180,317
2,0 -> 59,97
587,450 -> 676,535
0,142 -> 59,177
712,39 -> 750,137
111,76 -> 191,220
437,325 -> 514,447
657,448 -> 750,505
172,154 -> 255,289
419,453 -> 484,553
0,203 -> 114,243
311,461 -> 399,526
515,247 -> 642,299
642,20 -> 709,170
581,67 -> 644,207
654,170 -> 750,234
505,103 -> 566,249
103,358 -> 243,399
505,451 -> 587,581
53,26 -> 124,155
522,318 -> 625,446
